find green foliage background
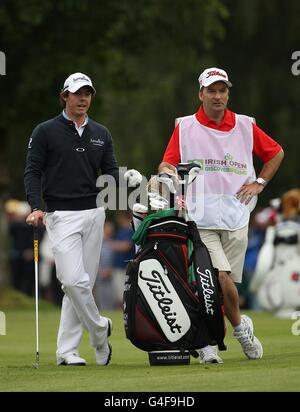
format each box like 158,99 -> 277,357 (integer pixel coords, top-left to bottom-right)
0,0 -> 299,201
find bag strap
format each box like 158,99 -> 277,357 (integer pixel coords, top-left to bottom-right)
188,221 -> 226,351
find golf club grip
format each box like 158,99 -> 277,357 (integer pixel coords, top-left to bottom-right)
33,227 -> 39,262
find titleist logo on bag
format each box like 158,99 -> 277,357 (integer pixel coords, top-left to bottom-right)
196,267 -> 215,315
138,259 -> 191,342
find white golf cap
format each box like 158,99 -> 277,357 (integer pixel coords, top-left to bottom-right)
62,72 -> 96,94
198,67 -> 232,89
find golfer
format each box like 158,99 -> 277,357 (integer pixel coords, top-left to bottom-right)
24,72 -> 141,366
158,67 -> 284,363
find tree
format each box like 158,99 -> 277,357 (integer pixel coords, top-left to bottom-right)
215,0 -> 300,201
0,0 -> 228,199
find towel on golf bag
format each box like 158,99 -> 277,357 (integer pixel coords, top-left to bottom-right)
123,211 -> 226,354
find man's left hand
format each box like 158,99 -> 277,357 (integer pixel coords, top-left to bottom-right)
236,182 -> 264,205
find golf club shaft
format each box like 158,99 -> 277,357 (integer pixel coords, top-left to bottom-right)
33,227 -> 39,366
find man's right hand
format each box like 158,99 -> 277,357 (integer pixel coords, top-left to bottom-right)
26,209 -> 45,226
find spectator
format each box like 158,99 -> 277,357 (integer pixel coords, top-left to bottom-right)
239,212 -> 266,309
5,200 -> 39,296
112,211 -> 135,307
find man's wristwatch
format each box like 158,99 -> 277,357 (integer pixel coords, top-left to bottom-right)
255,177 -> 268,187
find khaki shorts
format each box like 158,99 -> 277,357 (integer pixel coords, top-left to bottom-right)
198,225 -> 248,283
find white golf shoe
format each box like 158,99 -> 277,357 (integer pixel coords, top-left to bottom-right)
57,352 -> 86,366
199,345 -> 223,364
95,318 -> 112,366
233,315 -> 263,360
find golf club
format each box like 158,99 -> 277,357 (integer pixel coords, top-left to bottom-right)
33,226 -> 40,369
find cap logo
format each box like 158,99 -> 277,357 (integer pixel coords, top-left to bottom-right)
206,70 -> 226,79
63,75 -> 91,91
73,75 -> 90,83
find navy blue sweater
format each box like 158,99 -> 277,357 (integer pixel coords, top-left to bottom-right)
24,114 -> 119,212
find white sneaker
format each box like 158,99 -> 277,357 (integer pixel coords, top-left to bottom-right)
95,318 -> 112,366
57,352 -> 86,366
233,315 -> 263,360
199,345 -> 223,364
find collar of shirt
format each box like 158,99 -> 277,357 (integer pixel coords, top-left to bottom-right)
62,110 -> 89,137
195,105 -> 235,131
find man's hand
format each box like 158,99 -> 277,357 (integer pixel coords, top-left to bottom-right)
157,172 -> 179,194
26,209 -> 45,226
236,182 -> 264,205
124,169 -> 143,187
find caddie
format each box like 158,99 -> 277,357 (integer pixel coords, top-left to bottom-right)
158,67 -> 284,364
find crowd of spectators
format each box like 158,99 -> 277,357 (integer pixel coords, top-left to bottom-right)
4,191 -> 300,316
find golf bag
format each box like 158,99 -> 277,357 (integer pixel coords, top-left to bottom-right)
123,210 -> 226,355
251,219 -> 300,317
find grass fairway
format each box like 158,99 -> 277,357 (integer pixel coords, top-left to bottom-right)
0,307 -> 299,392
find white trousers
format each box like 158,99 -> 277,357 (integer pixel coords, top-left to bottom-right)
46,208 -> 107,358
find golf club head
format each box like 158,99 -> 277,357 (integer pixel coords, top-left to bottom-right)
33,352 -> 40,369
176,162 -> 202,186
187,166 -> 201,185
